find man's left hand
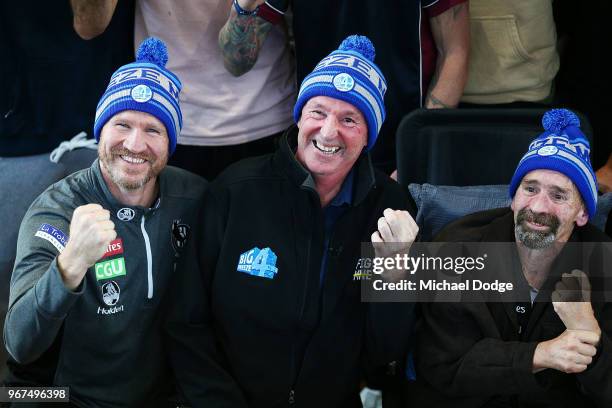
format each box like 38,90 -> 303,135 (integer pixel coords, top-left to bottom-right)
371,208 -> 418,258
552,269 -> 601,339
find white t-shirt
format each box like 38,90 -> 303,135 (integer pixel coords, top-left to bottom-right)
135,0 -> 296,146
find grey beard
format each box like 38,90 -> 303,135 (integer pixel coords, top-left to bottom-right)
515,223 -> 557,249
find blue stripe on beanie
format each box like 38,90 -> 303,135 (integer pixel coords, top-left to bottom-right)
509,109 -> 597,218
93,37 -> 183,155
293,35 -> 387,151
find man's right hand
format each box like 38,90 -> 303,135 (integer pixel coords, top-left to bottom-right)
57,204 -> 116,290
532,329 -> 599,374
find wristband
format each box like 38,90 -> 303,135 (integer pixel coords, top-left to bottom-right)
233,0 -> 258,16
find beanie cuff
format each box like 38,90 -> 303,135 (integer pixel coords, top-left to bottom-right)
293,37 -> 387,151
94,98 -> 178,155
294,87 -> 379,151
509,157 -> 597,218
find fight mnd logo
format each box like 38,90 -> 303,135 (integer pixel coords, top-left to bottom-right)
237,247 -> 278,279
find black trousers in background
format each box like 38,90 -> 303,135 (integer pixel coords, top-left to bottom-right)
168,131 -> 283,182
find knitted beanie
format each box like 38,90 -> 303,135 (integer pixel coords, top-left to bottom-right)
94,37 -> 182,155
509,109 -> 597,218
293,35 -> 387,151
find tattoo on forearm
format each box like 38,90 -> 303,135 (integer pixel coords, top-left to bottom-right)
219,12 -> 273,76
426,93 -> 452,109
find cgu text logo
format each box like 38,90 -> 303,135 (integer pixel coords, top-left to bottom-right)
95,257 -> 127,281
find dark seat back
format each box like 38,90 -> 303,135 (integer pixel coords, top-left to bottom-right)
396,108 -> 594,186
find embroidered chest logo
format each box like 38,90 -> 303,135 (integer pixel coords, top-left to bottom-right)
117,208 -> 135,221
95,257 -> 127,281
102,238 -> 123,259
35,223 -> 69,253
237,247 -> 278,279
353,257 -> 373,281
171,220 -> 191,255
101,281 -> 120,306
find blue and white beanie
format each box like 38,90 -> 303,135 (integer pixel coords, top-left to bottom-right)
93,37 -> 182,155
509,109 -> 597,218
293,35 -> 387,151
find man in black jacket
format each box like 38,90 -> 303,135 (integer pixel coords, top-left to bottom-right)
166,35 -> 419,407
412,109 -> 612,407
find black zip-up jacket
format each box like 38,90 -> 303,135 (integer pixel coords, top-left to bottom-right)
165,128 -> 417,408
3,160 -> 206,407
410,208 -> 612,408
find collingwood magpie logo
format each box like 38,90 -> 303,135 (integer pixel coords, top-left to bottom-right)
117,208 -> 135,221
171,220 -> 190,255
101,281 -> 120,306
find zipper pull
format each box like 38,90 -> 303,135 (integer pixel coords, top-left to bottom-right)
288,389 -> 295,405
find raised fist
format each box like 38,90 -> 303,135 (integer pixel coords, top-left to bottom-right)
552,269 -> 600,335
371,208 -> 418,259
58,204 -> 116,289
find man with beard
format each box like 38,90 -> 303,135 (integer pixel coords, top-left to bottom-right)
3,38 -> 206,406
408,109 -> 612,408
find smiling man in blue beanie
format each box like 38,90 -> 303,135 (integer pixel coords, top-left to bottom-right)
3,38 -> 206,406
165,35 -> 419,408
409,109 -> 612,408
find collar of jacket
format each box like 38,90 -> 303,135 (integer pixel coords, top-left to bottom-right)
273,125 -> 377,206
90,159 -> 162,219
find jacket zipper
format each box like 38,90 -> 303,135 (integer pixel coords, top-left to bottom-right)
288,389 -> 295,405
140,214 -> 153,299
288,218 -> 311,406
288,193 -> 324,405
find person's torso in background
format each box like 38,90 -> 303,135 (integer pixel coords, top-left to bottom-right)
461,0 -> 559,104
135,0 -> 296,147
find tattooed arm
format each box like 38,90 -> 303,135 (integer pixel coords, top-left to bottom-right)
70,0 -> 118,40
218,0 -> 280,77
425,2 -> 470,109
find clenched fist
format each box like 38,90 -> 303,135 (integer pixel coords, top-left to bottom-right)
552,269 -> 601,337
533,329 -> 599,374
371,208 -> 419,258
58,204 -> 116,290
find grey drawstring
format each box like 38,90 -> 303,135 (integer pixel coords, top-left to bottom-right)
49,132 -> 97,163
